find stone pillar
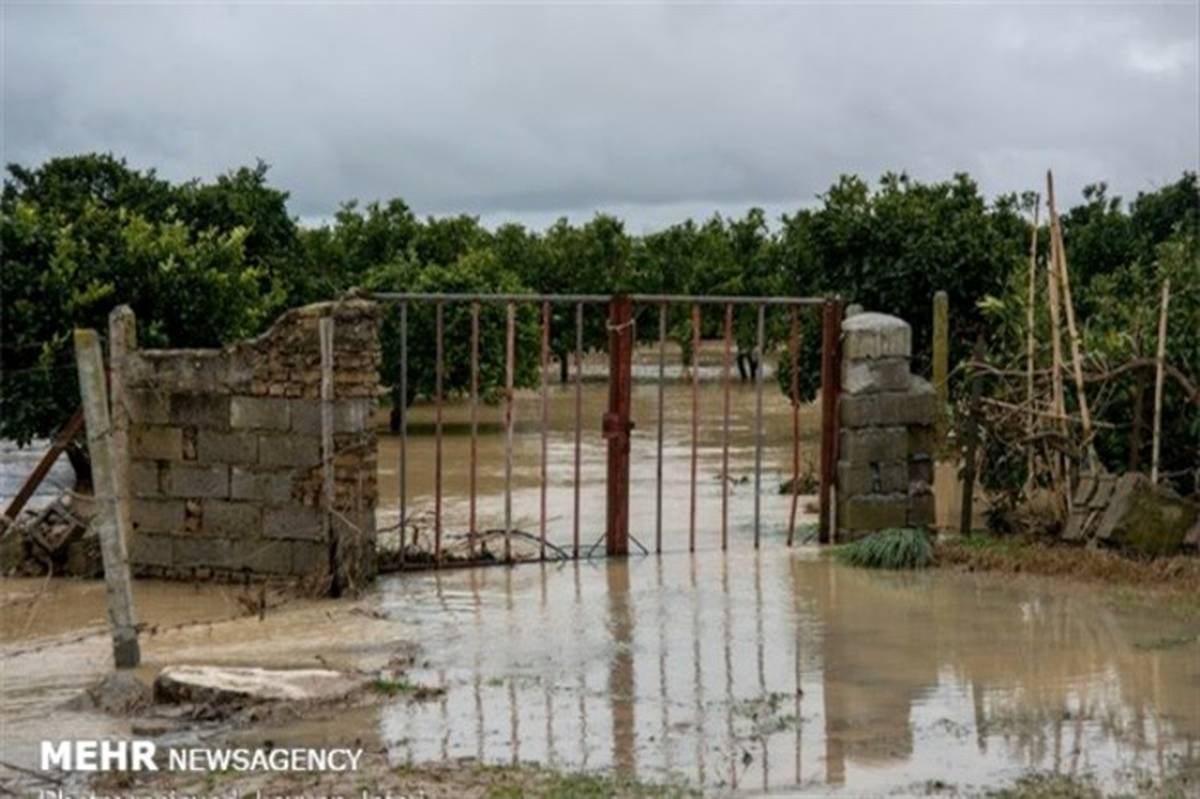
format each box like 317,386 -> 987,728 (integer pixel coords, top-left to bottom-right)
837,313 -> 935,540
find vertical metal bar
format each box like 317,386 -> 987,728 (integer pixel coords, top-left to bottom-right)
689,304 -> 700,553
656,303 -> 666,554
505,302 -> 515,563
470,302 -> 480,559
721,303 -> 732,551
573,303 -> 583,559
787,307 -> 801,546
818,299 -> 842,544
540,301 -> 550,561
399,302 -> 407,566
434,302 -> 444,566
605,296 -> 633,557
753,304 -> 765,549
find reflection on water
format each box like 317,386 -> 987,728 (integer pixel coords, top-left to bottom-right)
376,553 -> 1200,794
1,552 -> 1198,794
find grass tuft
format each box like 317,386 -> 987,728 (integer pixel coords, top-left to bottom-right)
836,528 -> 933,570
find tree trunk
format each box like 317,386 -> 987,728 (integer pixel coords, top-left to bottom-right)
389,386 -> 403,433
65,440 -> 92,492
557,348 -> 570,384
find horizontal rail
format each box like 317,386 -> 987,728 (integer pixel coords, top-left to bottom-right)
369,292 -> 827,306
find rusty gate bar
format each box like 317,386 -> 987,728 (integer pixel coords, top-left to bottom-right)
605,296 -> 633,556
656,303 -> 666,554
398,302 -> 407,566
504,302 -> 515,562
434,302 -> 444,565
753,304 -> 765,548
787,308 -> 801,546
818,299 -> 843,544
540,301 -> 550,561
573,303 -> 583,559
469,302 -> 480,558
369,291 -> 832,565
721,304 -> 732,551
689,304 -> 700,552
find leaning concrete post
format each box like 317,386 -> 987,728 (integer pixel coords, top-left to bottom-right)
74,328 -> 140,668
108,307 -> 136,560
320,316 -> 337,594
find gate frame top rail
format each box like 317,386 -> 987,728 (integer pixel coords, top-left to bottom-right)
371,292 -> 826,306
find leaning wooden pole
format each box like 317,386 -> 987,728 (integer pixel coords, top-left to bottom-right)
1025,196 -> 1040,484
1047,171 -> 1095,465
1150,278 -> 1171,484
1044,187 -> 1067,493
74,328 -> 140,668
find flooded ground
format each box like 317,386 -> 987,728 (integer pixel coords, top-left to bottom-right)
3,553 -> 1199,795
2,357 -> 1198,795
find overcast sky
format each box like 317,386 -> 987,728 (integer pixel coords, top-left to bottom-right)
3,2 -> 1197,231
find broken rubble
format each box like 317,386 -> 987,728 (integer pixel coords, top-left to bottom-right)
153,665 -> 365,706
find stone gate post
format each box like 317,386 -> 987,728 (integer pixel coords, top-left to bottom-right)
837,313 -> 936,540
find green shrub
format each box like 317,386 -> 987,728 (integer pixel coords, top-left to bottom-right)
836,528 -> 933,570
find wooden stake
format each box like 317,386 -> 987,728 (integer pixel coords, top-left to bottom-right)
1047,171 -> 1095,463
932,291 -> 949,450
1025,197 -> 1040,483
1151,278 -> 1171,484
73,328 -> 140,669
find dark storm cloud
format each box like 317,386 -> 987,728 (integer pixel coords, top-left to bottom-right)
3,2 -> 1197,229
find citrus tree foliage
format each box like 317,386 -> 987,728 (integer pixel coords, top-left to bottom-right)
1,155 -> 289,447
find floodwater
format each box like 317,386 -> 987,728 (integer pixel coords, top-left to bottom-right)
3,361 -> 1199,795
3,555 -> 1199,795
378,357 -> 823,557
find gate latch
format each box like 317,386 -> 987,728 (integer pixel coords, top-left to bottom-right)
602,412 -> 635,439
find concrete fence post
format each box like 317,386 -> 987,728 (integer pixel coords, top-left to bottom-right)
74,328 -> 140,668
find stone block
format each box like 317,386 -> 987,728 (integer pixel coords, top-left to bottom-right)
908,454 -> 934,486
131,425 -> 182,460
1094,473 -> 1200,556
169,394 -> 230,430
908,491 -> 935,528
290,398 -> 374,435
837,461 -> 908,495
908,425 -> 938,461
842,358 -> 910,395
230,396 -> 291,431
130,461 -> 161,497
131,499 -> 185,534
230,467 -> 295,503
201,500 -> 261,537
174,537 -> 233,569
841,313 -> 911,360
841,381 -> 935,428
839,427 -> 907,465
291,541 -> 329,575
129,533 -> 173,567
263,506 -> 324,541
838,493 -> 909,532
232,539 -> 294,575
196,430 -> 258,464
163,464 -> 229,498
127,390 -> 169,424
258,434 -> 320,468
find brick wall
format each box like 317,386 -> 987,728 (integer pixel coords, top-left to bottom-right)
114,299 -> 380,586
837,312 -> 936,540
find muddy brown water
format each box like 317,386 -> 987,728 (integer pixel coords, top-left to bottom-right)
2,374 -> 1199,795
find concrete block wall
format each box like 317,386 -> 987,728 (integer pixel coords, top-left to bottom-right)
837,312 -> 935,540
115,299 -> 380,583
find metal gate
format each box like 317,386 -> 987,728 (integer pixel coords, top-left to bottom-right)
371,293 -> 842,566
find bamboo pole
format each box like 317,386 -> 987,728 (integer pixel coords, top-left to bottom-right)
1025,196 -> 1040,483
1046,171 -> 1095,463
932,291 -> 949,450
1044,184 -> 1067,493
1151,278 -> 1171,484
